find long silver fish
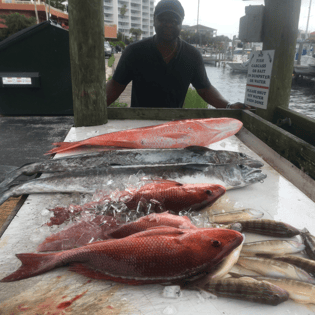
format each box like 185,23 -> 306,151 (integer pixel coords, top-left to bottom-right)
0,146 -> 263,189
0,163 -> 267,206
300,228 -> 315,260
241,240 -> 305,256
237,257 -> 315,283
237,219 -> 300,237
255,277 -> 315,305
203,277 -> 289,306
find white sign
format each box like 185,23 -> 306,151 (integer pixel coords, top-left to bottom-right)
244,50 -> 275,109
2,77 -> 32,85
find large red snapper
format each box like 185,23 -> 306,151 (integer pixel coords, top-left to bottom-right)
38,212 -> 197,252
47,180 -> 226,226
46,118 -> 243,155
1,227 -> 243,285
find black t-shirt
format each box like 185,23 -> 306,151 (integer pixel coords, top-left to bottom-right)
113,36 -> 211,108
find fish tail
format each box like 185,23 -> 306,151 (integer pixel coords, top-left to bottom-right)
1,252 -> 60,282
45,141 -> 84,155
0,189 -> 13,206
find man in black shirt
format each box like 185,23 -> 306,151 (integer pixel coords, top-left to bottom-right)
106,0 -> 246,109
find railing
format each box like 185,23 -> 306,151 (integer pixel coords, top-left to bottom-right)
4,0 -> 68,14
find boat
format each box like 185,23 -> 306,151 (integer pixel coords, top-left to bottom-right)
227,59 -> 250,72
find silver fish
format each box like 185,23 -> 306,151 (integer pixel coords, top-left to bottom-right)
0,146 -> 263,189
203,277 -> 289,306
0,163 -> 267,206
255,277 -> 315,305
241,240 -> 305,256
300,228 -> 315,260
209,209 -> 264,224
237,219 -> 300,237
237,256 -> 315,283
271,255 -> 315,276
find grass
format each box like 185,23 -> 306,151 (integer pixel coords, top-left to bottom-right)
183,87 -> 208,109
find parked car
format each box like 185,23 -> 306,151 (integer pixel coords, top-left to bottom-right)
104,41 -> 112,58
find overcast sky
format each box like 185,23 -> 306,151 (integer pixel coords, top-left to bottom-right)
154,0 -> 315,39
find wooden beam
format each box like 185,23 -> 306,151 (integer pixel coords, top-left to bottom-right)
68,0 -> 107,127
242,110 -> 315,180
107,108 -> 243,121
255,0 -> 301,121
274,107 -> 315,146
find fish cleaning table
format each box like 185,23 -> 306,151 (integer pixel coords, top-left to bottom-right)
0,120 -> 315,314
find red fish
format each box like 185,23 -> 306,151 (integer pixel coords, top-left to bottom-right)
46,180 -> 226,226
1,227 -> 243,284
108,212 -> 197,239
46,118 -> 243,155
38,212 -> 197,252
37,215 -> 120,252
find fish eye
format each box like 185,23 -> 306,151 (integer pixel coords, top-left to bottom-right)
211,240 -> 221,247
239,164 -> 246,169
239,153 -> 246,157
205,190 -> 212,195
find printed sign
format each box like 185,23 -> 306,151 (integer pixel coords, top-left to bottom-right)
2,77 -> 32,85
244,50 -> 275,109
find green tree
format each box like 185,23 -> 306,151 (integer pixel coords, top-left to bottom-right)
119,4 -> 127,42
44,0 -> 66,11
0,13 -> 36,41
129,28 -> 143,41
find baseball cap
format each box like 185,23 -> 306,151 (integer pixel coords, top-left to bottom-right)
154,0 -> 185,22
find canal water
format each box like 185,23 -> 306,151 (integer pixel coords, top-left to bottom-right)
205,65 -> 315,120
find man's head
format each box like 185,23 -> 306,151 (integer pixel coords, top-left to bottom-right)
154,0 -> 185,42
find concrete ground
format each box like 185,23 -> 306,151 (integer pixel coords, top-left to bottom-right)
106,53 -> 132,107
0,116 -> 74,234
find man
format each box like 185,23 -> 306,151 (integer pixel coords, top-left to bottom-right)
106,0 -> 247,109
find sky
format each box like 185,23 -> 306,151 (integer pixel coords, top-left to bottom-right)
154,0 -> 315,39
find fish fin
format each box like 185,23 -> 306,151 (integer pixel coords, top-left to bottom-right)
69,263 -> 155,285
45,142 -> 84,155
301,228 -> 310,234
0,253 -> 58,282
132,226 -> 185,238
141,178 -> 183,186
184,146 -> 212,154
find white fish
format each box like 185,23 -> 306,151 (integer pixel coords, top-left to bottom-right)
209,209 -> 264,224
237,257 -> 315,283
241,240 -> 305,256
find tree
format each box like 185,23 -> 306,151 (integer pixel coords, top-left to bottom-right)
0,13 -> 36,41
44,0 -> 66,11
129,28 -> 143,41
119,4 -> 127,42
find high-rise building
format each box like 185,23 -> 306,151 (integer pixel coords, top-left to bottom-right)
104,0 -> 155,40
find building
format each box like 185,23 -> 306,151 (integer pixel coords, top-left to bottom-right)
182,24 -> 217,38
104,0 -> 154,40
0,0 -> 117,39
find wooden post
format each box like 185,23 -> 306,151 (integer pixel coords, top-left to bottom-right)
255,0 -> 301,122
68,0 -> 107,127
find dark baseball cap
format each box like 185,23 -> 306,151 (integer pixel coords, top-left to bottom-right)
154,0 -> 185,22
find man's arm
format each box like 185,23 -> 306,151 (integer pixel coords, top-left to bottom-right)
196,85 -> 250,109
106,79 -> 127,107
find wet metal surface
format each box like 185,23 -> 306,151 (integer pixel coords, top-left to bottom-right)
0,120 -> 315,314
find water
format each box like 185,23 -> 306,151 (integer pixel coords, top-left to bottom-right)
205,65 -> 315,120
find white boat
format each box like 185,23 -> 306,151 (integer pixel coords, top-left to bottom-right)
294,55 -> 315,76
227,59 -> 250,72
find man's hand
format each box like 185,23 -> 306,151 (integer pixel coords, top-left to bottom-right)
228,102 -> 254,110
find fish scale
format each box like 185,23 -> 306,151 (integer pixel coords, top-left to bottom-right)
1,227 -> 243,284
